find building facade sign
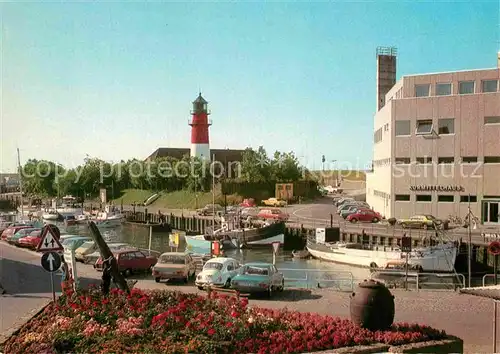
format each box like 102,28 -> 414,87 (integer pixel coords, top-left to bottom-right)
409,185 -> 464,192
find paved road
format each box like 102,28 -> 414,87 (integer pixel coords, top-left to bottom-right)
0,242 -> 494,353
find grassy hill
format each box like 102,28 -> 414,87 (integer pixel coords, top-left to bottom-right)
113,188 -> 243,210
309,170 -> 366,184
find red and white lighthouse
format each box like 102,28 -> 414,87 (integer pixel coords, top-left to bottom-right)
189,93 -> 211,160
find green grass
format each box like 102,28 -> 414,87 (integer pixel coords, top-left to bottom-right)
114,188 -> 228,209
113,189 -> 155,205
309,170 -> 366,182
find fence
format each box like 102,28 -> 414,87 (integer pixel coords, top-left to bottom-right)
370,271 -> 465,291
279,268 -> 354,292
482,274 -> 500,286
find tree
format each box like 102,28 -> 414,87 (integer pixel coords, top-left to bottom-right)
270,151 -> 303,182
21,159 -> 58,197
240,146 -> 271,182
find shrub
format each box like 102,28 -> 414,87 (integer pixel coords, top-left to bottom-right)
3,286 -> 447,354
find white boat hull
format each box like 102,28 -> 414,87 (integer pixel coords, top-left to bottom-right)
43,214 -> 59,220
307,242 -> 457,272
96,219 -> 123,228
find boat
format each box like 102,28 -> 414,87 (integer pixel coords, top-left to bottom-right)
96,219 -> 123,229
185,221 -> 286,250
42,210 -> 63,221
306,240 -> 458,272
124,220 -> 173,233
76,214 -> 90,224
292,249 -> 311,259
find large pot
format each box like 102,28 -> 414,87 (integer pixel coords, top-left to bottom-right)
350,279 -> 395,331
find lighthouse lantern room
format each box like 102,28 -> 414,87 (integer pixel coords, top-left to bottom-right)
189,93 -> 211,160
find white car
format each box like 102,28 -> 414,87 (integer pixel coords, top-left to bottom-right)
195,257 -> 240,290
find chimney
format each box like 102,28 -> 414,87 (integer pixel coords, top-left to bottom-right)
376,47 -> 397,111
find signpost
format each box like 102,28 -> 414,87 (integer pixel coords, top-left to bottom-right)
272,241 -> 280,265
401,235 -> 412,290
37,225 -> 64,302
169,233 -> 179,252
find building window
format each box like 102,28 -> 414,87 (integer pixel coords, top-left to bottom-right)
395,194 -> 410,201
415,84 -> 430,97
415,119 -> 433,135
438,195 -> 454,202
416,195 -> 432,202
395,157 -> 410,164
482,80 -> 498,93
461,156 -> 478,163
485,116 -> 500,124
459,81 -> 475,94
484,156 -> 500,164
438,157 -> 454,164
416,157 -> 433,164
436,83 -> 452,96
395,120 -> 410,136
437,118 -> 454,135
460,195 -> 477,203
374,128 -> 383,143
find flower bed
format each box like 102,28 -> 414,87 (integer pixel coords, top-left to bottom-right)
3,285 -> 449,354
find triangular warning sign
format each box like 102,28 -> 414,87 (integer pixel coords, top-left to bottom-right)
36,226 -> 64,252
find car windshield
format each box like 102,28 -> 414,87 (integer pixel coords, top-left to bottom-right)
242,266 -> 269,276
159,255 -> 185,264
79,241 -> 94,250
424,215 -> 435,220
204,262 -> 223,270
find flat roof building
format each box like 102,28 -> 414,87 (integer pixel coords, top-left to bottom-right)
366,49 -> 500,225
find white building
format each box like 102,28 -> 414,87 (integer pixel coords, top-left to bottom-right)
366,49 -> 500,225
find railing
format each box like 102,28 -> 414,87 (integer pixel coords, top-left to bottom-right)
370,271 -> 465,291
482,274 -> 500,287
279,268 -> 354,292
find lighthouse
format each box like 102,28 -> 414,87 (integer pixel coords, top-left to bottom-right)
189,93 -> 211,160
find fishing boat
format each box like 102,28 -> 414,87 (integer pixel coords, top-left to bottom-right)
185,221 -> 286,250
306,228 -> 458,273
292,249 -> 311,259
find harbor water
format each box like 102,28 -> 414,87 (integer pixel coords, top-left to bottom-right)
56,221 -> 471,290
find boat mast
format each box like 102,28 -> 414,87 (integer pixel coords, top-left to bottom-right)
17,148 -> 24,217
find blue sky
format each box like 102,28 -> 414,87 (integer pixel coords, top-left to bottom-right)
1,1 -> 499,172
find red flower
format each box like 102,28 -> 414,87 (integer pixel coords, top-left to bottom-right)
207,328 -> 216,335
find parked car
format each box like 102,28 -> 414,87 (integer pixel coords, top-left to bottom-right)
75,241 -> 96,262
398,215 -> 442,230
340,206 -> 361,219
335,197 -> 353,207
257,209 -> 289,222
83,243 -> 131,264
230,262 -> 284,297
261,198 -> 287,207
346,209 -> 382,223
240,198 -> 256,207
240,207 -> 260,222
1,225 -> 32,241
17,232 -> 43,249
6,227 -> 39,244
152,252 -> 197,283
95,249 -> 157,277
337,203 -> 361,214
62,236 -> 92,251
195,257 -> 240,290
196,204 -> 224,216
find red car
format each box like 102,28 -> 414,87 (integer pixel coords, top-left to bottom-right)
95,249 -> 157,277
1,225 -> 32,241
17,230 -> 43,249
346,209 -> 382,223
240,198 -> 256,207
257,208 -> 289,222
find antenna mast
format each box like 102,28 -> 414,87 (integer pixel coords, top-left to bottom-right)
17,148 -> 24,218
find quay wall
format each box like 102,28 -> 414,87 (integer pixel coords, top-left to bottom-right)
119,210 -> 497,272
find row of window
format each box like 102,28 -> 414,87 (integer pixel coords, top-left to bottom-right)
374,127 -> 383,143
395,194 -> 478,202
394,116 -> 500,136
394,156 -> 500,164
415,79 -> 499,98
